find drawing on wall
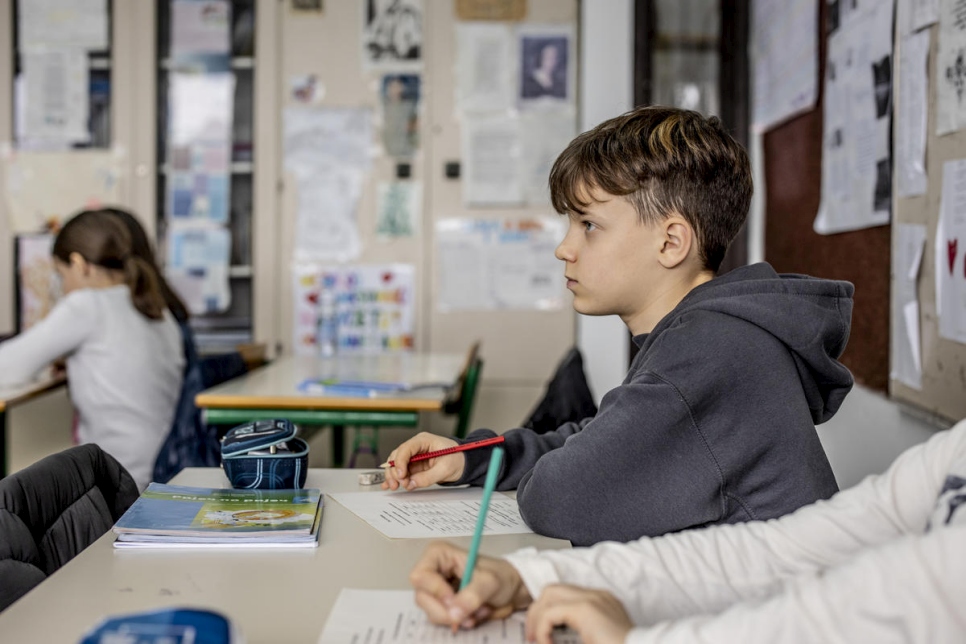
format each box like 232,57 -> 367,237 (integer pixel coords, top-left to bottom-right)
376,181 -> 421,238
362,0 -> 423,70
380,74 -> 420,158
290,74 -> 324,104
519,32 -> 569,103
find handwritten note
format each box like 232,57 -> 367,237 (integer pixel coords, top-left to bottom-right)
318,590 -> 582,644
328,488 -> 533,539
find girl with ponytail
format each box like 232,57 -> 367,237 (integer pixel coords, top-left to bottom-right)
0,209 -> 185,489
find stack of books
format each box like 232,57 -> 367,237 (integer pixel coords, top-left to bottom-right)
112,483 -> 324,549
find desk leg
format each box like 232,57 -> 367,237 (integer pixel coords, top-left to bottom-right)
333,424 -> 344,468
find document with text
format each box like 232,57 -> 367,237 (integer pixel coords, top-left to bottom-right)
318,589 -> 581,644
328,488 -> 533,539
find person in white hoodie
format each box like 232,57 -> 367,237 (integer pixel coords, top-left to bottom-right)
0,210 -> 184,490
409,418 -> 966,643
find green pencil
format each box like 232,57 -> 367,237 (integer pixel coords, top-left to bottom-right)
459,446 -> 505,591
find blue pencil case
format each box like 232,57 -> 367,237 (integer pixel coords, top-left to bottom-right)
220,419 -> 309,490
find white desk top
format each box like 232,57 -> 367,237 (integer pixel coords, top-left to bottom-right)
0,468 -> 569,643
196,353 -> 467,412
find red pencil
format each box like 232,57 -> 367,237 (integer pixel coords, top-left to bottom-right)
380,435 -> 506,469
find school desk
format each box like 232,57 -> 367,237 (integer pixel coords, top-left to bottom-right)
0,374 -> 66,477
195,352 -> 467,467
0,467 -> 571,643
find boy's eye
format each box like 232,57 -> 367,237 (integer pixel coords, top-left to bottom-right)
583,221 -> 597,232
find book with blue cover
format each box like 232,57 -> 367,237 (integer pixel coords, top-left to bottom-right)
112,483 -> 323,548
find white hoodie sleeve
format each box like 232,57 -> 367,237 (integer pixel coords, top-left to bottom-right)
0,291 -> 96,387
505,420 -> 966,642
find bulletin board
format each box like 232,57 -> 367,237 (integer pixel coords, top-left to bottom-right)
763,0 -> 892,394
891,20 -> 966,423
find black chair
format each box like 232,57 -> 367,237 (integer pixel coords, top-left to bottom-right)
0,444 -> 139,612
522,346 -> 598,434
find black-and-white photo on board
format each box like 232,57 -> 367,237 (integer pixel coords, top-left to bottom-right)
362,0 -> 423,71
517,26 -> 574,107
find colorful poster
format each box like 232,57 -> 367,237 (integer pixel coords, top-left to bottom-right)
15,234 -> 59,332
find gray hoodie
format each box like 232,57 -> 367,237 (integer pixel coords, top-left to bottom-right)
453,263 -> 853,546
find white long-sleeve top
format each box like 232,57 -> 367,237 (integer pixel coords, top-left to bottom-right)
506,418 -> 966,643
0,285 -> 184,489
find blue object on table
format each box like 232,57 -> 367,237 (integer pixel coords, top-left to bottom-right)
221,419 -> 309,489
79,607 -> 236,644
460,446 -> 505,591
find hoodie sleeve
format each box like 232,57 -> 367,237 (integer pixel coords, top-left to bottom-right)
505,422 -> 966,641
454,374 -> 725,546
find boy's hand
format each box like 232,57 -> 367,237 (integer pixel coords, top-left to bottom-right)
410,541 -> 532,630
381,432 -> 465,490
525,584 -> 632,644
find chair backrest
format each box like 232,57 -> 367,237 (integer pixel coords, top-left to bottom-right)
522,346 -> 598,434
0,444 -> 139,612
452,357 -> 484,439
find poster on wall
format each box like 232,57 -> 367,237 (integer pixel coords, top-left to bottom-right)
361,0 -> 423,71
436,217 -> 566,311
936,0 -> 966,135
814,0 -> 894,234
456,23 -> 514,113
14,233 -> 59,333
936,159 -> 966,344
751,0 -> 818,132
380,74 -> 420,158
291,264 -> 416,356
517,25 -> 575,108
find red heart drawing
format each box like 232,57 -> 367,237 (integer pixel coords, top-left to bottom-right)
949,239 -> 958,276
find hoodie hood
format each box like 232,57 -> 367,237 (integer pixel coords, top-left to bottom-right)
638,262 -> 854,424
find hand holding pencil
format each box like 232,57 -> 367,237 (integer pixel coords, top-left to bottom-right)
381,431 -> 483,491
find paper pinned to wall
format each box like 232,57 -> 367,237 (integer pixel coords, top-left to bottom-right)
1,150 -> 121,232
170,0 -> 231,58
935,159 -> 966,343
520,109 -> 576,205
361,0 -> 423,71
937,0 -> 966,135
165,224 -> 232,315
456,22 -> 515,113
284,107 -> 373,262
14,233 -> 59,333
891,224 -> 927,389
517,24 -> 575,109
18,0 -> 108,50
751,0 -> 818,132
376,181 -> 421,238
20,50 -> 90,146
814,0 -> 894,234
897,29 -> 931,197
898,0 -> 939,37
461,116 -> 524,206
436,217 -> 566,311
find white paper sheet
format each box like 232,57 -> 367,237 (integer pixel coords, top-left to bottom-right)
521,109 -> 577,205
18,0 -> 108,51
329,488 -> 533,539
436,218 -> 566,312
897,29 -> 931,197
936,0 -> 966,134
284,107 -> 373,262
171,0 -> 231,57
165,224 -> 232,315
751,0 -> 819,132
461,116 -> 524,206
814,0 -> 894,234
899,0 -> 940,37
891,224 -> 927,389
456,23 -> 515,113
20,50 -> 90,145
318,590 -> 583,644
935,159 -> 966,342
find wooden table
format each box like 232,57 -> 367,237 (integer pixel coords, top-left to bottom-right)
0,374 -> 67,477
195,353 -> 467,466
0,467 -> 570,643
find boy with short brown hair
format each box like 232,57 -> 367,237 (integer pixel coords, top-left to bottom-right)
384,106 -> 853,547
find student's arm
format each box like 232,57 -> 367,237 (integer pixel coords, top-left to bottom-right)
0,292 -> 96,387
505,421 -> 965,626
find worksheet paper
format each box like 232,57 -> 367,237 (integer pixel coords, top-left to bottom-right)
318,589 -> 582,644
329,488 -> 533,538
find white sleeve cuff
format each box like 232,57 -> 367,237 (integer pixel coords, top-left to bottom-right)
503,547 -> 563,601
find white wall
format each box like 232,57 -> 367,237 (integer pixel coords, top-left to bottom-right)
577,0 -> 634,402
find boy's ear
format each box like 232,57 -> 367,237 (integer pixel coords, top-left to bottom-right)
657,216 -> 695,269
